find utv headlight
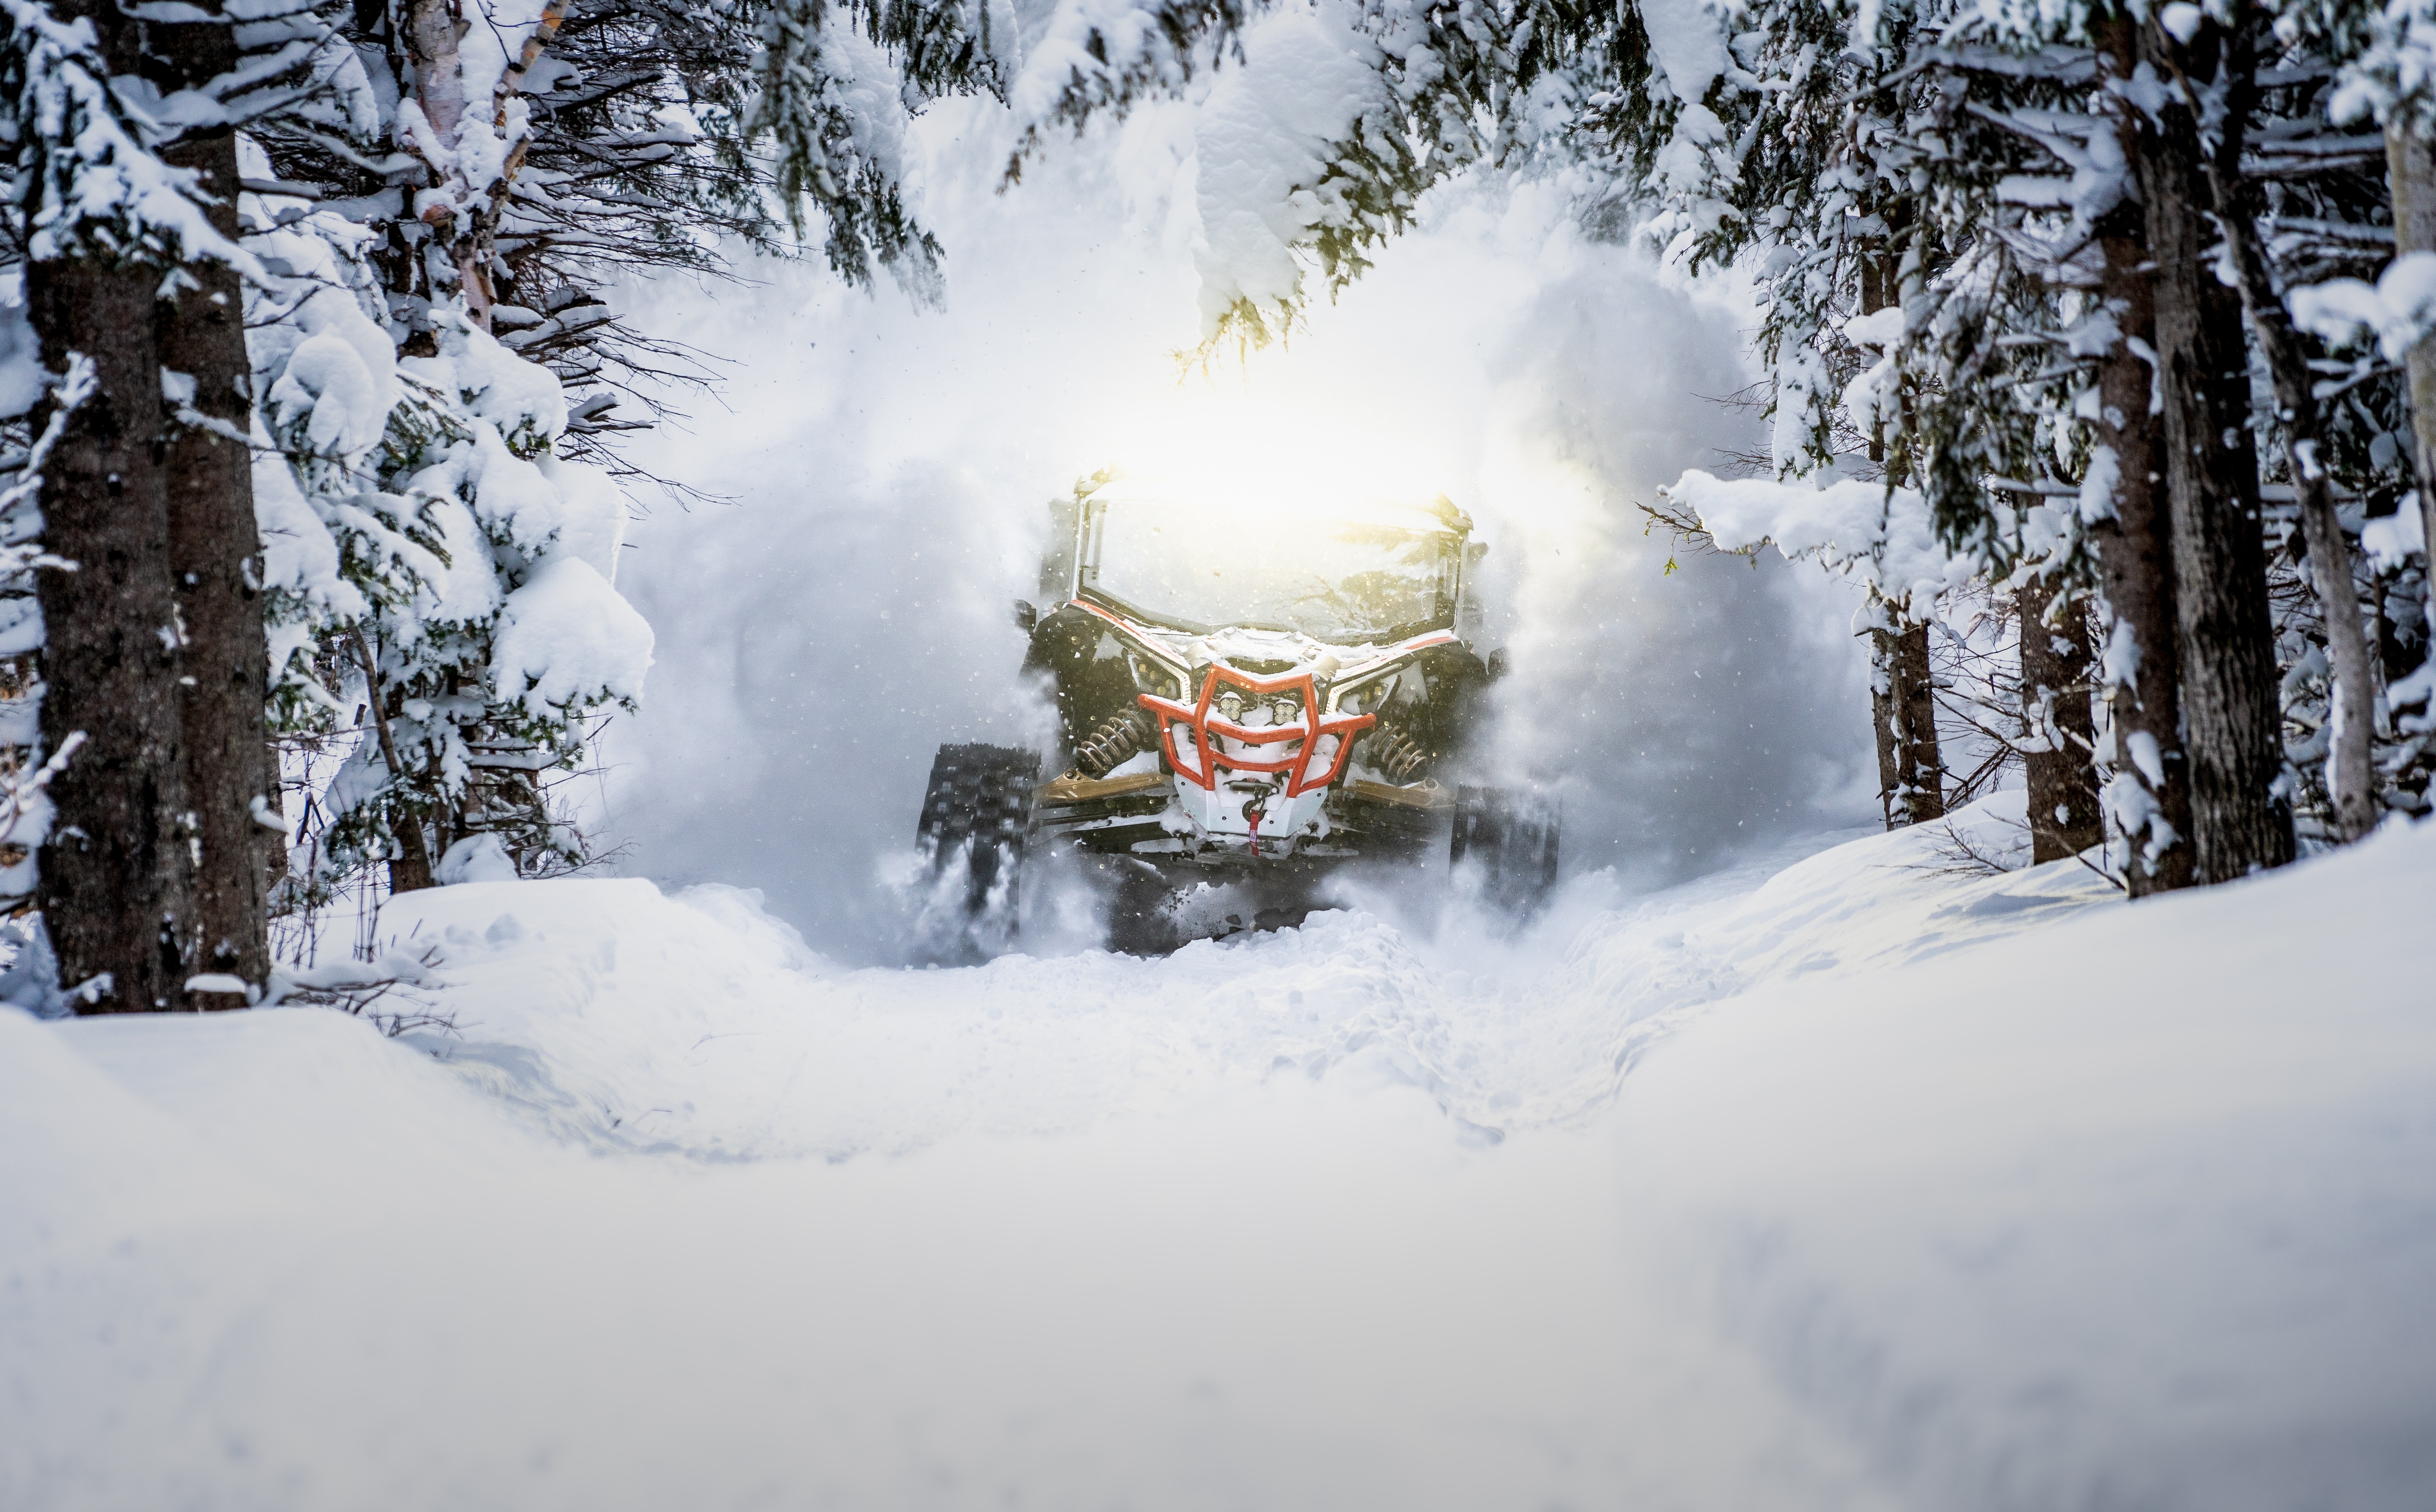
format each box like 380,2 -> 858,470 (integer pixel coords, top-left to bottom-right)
1126,651 -> 1184,702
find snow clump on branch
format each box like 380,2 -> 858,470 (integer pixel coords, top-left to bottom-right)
1660,471 -> 1967,620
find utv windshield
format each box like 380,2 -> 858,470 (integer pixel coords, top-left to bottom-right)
1082,498 -> 1459,642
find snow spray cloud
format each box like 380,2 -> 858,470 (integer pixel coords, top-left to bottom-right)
594,99 -> 1876,963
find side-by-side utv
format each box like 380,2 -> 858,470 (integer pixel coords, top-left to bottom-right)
915,472 -> 1557,953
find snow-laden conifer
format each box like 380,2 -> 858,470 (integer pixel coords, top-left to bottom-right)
2,0 -> 299,1005
238,163 -> 651,906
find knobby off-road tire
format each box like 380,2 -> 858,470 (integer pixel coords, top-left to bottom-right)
915,743 -> 1040,959
1449,786 -> 1561,918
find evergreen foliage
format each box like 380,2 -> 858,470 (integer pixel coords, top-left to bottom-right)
9,0 -> 2436,1005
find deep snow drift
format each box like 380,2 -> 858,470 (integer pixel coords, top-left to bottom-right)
9,798 -> 2432,1511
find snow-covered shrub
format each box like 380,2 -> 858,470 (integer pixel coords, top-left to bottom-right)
240,167 -> 653,922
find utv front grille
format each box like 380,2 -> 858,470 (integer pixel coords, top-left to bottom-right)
1137,664 -> 1374,798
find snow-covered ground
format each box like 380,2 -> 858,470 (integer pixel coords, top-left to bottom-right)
9,794 -> 2431,1510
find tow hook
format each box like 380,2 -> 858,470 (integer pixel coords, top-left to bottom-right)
1230,779 -> 1279,857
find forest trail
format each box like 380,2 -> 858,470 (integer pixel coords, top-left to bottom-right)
6,795 -> 2433,1511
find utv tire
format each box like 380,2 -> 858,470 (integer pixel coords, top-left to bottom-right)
915,743 -> 1040,954
1449,785 -> 1560,917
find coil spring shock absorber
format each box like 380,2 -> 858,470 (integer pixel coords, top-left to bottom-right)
1365,720 -> 1432,782
1073,707 -> 1155,778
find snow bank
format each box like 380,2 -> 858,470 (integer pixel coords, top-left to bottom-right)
6,808 -> 2430,1510
371,877 -> 833,1154
365,794 -> 2111,1158
1618,815 -> 2436,1509
0,1008 -> 280,1261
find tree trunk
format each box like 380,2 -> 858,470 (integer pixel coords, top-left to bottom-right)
1859,236 -> 1941,827
26,0 -> 200,1009
401,0 -> 568,330
2198,31 -> 2378,844
2091,17 -> 2195,897
153,7 -> 273,999
1869,627 -> 1901,828
401,0 -> 492,324
2387,124 -> 2436,640
2137,17 -> 2296,883
349,628 -> 434,892
2017,576 -> 2102,863
1888,623 -> 1944,823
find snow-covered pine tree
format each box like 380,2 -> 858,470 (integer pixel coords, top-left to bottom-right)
240,160 -> 651,905
1872,5 -> 2208,889
2187,11 -> 2379,841
1641,0 -> 1966,833
2307,0 -> 2436,634
0,0 -> 316,1006
1669,0 -> 2430,861
2261,0 -> 2436,824
232,0 -> 1016,920
1634,0 -> 2314,887
149,0 -> 300,996
1009,0 -> 2436,875
0,293 -> 85,983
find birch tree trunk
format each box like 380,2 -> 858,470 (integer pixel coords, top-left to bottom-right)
2387,124 -> 2436,639
152,3 -> 274,998
1868,625 -> 1901,828
402,0 -> 493,323
2137,16 -> 2295,883
401,0 -> 568,329
29,0 -> 203,1009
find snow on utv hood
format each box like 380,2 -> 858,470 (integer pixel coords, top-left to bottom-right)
1075,474 -> 1466,644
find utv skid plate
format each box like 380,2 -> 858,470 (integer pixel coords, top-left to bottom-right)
914,743 -> 1560,957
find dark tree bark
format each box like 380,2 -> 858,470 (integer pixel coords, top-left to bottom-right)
2007,574 -> 2105,862
1859,236 -> 1942,828
348,629 -> 435,893
2017,576 -> 2102,863
2194,25 -> 2375,845
1867,626 -> 1948,826
1887,623 -> 1944,824
28,0 -> 200,1010
2136,18 -> 2296,882
2090,16 -> 2195,896
152,5 -> 274,998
